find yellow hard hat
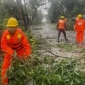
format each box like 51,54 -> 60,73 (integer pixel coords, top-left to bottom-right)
77,14 -> 82,18
61,16 -> 65,19
6,17 -> 18,27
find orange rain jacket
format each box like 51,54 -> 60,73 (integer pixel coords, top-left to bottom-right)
57,20 -> 66,29
1,28 -> 31,56
75,19 -> 85,42
1,28 -> 31,84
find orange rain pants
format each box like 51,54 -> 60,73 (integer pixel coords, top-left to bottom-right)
1,49 -> 29,85
76,31 -> 84,43
1,28 -> 31,85
75,19 -> 85,43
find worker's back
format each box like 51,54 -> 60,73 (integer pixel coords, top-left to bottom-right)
58,19 -> 65,29
75,19 -> 85,31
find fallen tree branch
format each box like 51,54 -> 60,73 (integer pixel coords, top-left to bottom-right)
46,50 -> 70,59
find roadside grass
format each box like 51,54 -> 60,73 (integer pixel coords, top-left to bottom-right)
56,43 -> 85,53
57,43 -> 76,52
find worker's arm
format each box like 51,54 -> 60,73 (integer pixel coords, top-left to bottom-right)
74,22 -> 78,31
57,20 -> 59,30
1,31 -> 14,56
64,22 -> 67,31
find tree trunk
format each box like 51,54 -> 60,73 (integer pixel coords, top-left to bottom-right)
16,0 -> 28,31
23,0 -> 30,25
32,8 -> 37,20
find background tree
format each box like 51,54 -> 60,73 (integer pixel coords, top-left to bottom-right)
48,0 -> 85,23
0,0 -> 45,30
29,0 -> 45,21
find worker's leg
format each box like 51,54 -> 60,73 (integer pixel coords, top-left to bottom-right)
58,29 -> 61,42
61,29 -> 67,41
1,54 -> 11,85
76,32 -> 84,48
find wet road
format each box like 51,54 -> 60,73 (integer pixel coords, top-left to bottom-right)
31,23 -> 84,58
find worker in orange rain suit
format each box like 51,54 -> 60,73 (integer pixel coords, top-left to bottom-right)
1,17 -> 31,85
74,14 -> 85,48
57,16 -> 68,42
